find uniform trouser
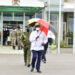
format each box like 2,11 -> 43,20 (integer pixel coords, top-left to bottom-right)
23,48 -> 31,64
11,39 -> 16,46
17,39 -> 21,46
31,50 -> 43,71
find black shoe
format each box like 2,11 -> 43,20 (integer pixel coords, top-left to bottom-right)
18,46 -> 20,50
13,46 -> 15,50
42,59 -> 46,63
27,64 -> 30,67
37,70 -> 42,73
31,68 -> 34,72
44,61 -> 46,63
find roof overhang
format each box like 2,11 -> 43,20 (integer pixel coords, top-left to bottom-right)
0,6 -> 43,15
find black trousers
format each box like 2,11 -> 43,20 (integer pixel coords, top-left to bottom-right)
31,50 -> 43,71
48,38 -> 53,45
42,42 -> 48,61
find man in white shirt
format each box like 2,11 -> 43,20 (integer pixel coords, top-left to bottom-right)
29,23 -> 47,73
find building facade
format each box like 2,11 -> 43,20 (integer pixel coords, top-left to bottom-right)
40,0 -> 74,46
0,0 -> 44,46
0,0 -> 74,46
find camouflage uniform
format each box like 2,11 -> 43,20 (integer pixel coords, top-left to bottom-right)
16,29 -> 22,50
21,32 -> 31,66
10,30 -> 17,49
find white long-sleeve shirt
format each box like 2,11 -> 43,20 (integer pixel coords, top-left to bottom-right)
29,30 -> 47,51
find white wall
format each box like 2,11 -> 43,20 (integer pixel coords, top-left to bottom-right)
39,0 -> 64,5
0,0 -> 44,7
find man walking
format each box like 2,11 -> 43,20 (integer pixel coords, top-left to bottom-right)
10,26 -> 17,49
16,26 -> 22,50
29,23 -> 47,73
21,28 -> 31,67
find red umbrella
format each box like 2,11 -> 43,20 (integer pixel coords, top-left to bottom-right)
37,19 -> 49,36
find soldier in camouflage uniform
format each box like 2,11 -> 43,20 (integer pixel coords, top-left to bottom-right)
21,28 -> 31,67
10,27 -> 17,50
16,26 -> 22,50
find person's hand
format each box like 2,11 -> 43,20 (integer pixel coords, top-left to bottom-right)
36,36 -> 39,40
42,43 -> 45,46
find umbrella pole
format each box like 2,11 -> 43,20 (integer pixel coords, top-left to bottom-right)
58,0 -> 62,54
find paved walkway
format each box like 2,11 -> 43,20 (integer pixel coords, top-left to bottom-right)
0,46 -> 23,54
0,46 -> 73,54
0,46 -> 75,75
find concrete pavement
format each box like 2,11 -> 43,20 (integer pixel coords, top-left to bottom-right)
0,46 -> 73,54
0,46 -> 75,75
0,53 -> 75,75
0,46 -> 23,54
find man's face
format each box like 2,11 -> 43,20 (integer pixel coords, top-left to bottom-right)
36,26 -> 40,31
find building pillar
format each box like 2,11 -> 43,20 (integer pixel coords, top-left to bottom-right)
35,13 -> 37,18
12,12 -> 14,20
66,13 -> 69,46
58,0 -> 62,54
60,13 -> 64,41
23,12 -> 25,32
1,12 -> 3,46
42,9 -> 44,19
42,7 -> 47,21
73,1 -> 75,54
48,0 -> 50,23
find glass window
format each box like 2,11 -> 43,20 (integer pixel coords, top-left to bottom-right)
14,12 -> 23,21
3,12 -> 12,21
68,13 -> 74,32
36,12 -> 42,19
25,16 -> 31,26
68,18 -> 73,32
0,12 -> 1,19
50,14 -> 58,21
0,20 -> 1,45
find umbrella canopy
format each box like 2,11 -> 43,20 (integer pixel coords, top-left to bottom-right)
28,18 -> 49,36
28,18 -> 40,26
37,19 -> 49,36
29,18 -> 40,24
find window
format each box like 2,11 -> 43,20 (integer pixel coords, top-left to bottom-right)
14,12 -> 23,20
3,12 -> 12,20
36,12 -> 42,19
50,14 -> 58,21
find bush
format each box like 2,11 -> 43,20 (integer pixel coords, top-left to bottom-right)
50,44 -> 57,50
60,41 -> 64,47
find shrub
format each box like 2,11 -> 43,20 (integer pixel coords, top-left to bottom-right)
50,44 -> 57,50
60,41 -> 64,47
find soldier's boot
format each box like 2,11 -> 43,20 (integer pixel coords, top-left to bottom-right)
25,62 -> 27,66
13,46 -> 15,50
13,46 -> 14,49
20,46 -> 22,50
27,64 -> 31,67
18,46 -> 20,50
14,46 -> 16,49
